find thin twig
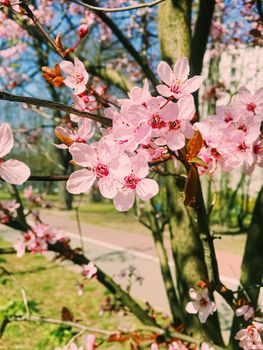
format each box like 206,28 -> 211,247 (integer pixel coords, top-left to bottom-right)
71,0 -> 166,12
11,315 -> 114,335
20,2 -> 64,58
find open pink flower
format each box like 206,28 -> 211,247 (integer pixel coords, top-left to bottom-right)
0,123 -> 30,185
157,57 -> 203,99
54,119 -> 95,149
236,304 -> 255,321
113,156 -> 159,212
185,288 -> 216,323
67,141 -> 131,199
155,95 -> 195,151
60,57 -> 88,95
234,86 -> 263,115
235,322 -> 263,350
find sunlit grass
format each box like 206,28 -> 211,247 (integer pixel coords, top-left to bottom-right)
0,240 -> 140,350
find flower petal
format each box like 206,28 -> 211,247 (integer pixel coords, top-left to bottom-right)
113,191 -> 135,212
157,61 -> 174,85
0,123 -> 14,158
66,169 -> 95,194
136,178 -> 159,201
0,159 -> 30,185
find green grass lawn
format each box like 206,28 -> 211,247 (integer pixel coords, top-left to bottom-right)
0,240 -> 141,350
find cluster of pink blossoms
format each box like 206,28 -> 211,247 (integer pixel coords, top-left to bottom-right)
196,87 -> 263,174
14,223 -> 68,257
56,56 -> 263,210
0,199 -> 20,224
57,57 -> 204,211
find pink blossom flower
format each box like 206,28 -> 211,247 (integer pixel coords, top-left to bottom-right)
155,95 -> 195,151
0,123 -> 30,185
185,288 -> 216,323
235,322 -> 263,350
81,262 -> 97,279
151,344 -> 159,350
15,223 -> 68,256
236,304 -> 255,321
157,57 -> 203,99
113,156 -> 159,212
1,199 -> 20,214
54,120 -> 95,149
118,79 -> 152,107
234,86 -> 263,116
67,141 -> 131,199
60,57 -> 88,95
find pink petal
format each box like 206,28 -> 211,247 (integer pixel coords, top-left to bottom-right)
185,301 -> 199,314
189,288 -> 200,301
98,177 -> 118,199
0,159 -> 30,185
166,131 -> 185,151
110,154 -> 131,178
113,191 -> 135,212
173,57 -> 190,81
136,178 -> 159,201
0,123 -> 14,158
73,83 -> 87,95
53,143 -> 69,149
157,61 -> 174,85
198,307 -> 210,323
178,95 -> 196,120
132,156 -> 149,178
156,84 -> 172,97
181,76 -> 203,95
69,143 -> 97,167
161,102 -> 179,121
235,305 -> 248,317
59,60 -> 74,74
66,169 -> 95,194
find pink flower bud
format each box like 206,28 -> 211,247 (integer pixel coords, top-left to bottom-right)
78,24 -> 89,39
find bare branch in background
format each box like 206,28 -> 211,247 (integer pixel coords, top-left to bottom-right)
71,0 -> 166,12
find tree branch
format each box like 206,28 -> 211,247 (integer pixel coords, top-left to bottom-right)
0,91 -> 112,126
81,0 -> 158,88
71,0 -> 166,12
190,0 -> 215,76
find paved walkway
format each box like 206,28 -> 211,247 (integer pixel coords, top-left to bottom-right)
0,211 -> 248,339
40,210 -> 243,283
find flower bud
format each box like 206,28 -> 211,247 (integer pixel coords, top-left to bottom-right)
78,24 -> 89,39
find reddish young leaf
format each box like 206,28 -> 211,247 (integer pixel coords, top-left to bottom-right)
61,306 -> 74,321
186,131 -> 203,162
184,166 -> 198,207
42,64 -> 64,88
107,333 -> 129,343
